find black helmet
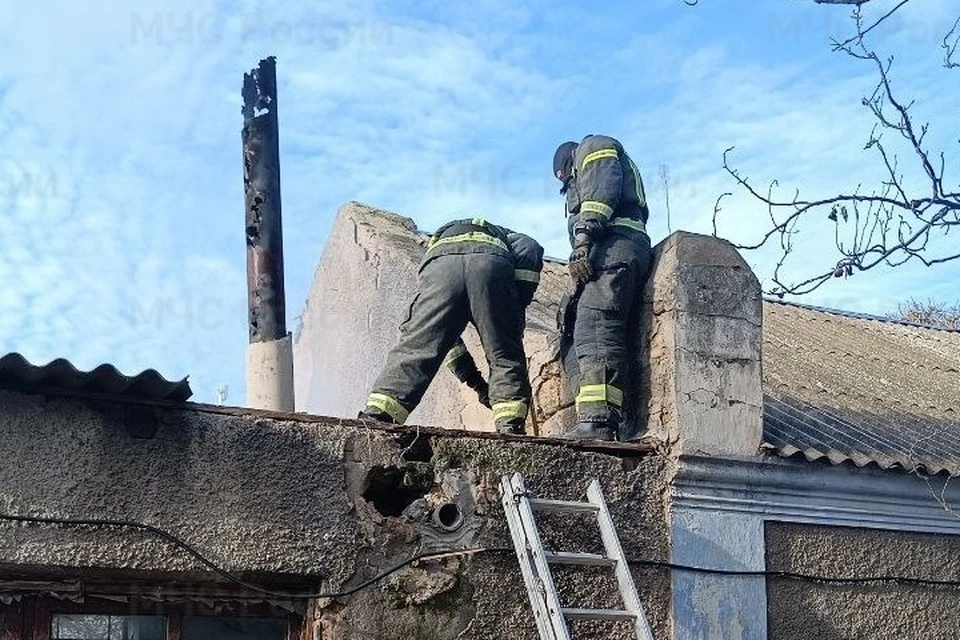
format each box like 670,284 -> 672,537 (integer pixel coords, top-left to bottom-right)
553,141 -> 577,193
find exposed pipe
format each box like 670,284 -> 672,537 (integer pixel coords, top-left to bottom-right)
242,56 -> 294,412
243,56 -> 286,343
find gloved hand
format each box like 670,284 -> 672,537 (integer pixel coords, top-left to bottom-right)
464,371 -> 491,408
474,380 -> 490,408
567,233 -> 594,286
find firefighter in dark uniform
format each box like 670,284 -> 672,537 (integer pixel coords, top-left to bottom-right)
553,135 -> 653,441
360,218 -> 544,434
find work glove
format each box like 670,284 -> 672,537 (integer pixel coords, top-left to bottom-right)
567,233 -> 594,286
464,371 -> 491,408
474,381 -> 490,408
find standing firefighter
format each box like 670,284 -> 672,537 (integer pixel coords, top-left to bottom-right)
553,135 -> 653,441
360,218 -> 544,435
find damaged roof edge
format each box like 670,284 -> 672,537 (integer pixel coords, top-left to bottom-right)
0,381 -> 659,457
0,352 -> 192,402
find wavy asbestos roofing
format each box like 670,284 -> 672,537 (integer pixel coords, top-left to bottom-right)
762,300 -> 960,476
0,352 -> 192,402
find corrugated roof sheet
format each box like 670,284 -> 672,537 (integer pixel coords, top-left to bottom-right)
762,300 -> 960,475
767,298 -> 960,334
0,353 -> 192,402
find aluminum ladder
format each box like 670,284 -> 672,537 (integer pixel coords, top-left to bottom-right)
499,472 -> 654,640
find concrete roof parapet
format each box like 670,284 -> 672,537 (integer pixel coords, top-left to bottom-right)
643,231 -> 764,458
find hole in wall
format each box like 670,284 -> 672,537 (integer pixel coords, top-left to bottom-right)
396,433 -> 433,462
432,503 -> 464,532
124,405 -> 159,439
443,453 -> 463,469
362,465 -> 433,517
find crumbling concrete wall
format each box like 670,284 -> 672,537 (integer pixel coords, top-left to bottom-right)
294,204 -> 436,423
765,522 -> 960,639
0,388 -> 672,639
641,232 -> 763,456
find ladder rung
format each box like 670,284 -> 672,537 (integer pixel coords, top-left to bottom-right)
561,608 -> 636,622
528,498 -> 600,514
544,551 -> 616,567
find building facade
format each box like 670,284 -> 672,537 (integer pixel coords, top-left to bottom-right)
2,202 -> 959,639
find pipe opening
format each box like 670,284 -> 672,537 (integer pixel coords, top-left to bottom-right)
432,502 -> 464,532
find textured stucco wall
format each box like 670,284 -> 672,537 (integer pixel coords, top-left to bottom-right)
0,391 -> 356,580
0,389 -> 672,639
293,203 -> 436,423
765,522 -> 960,639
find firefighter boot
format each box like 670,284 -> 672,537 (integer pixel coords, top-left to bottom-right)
358,409 -> 396,424
560,419 -> 617,441
498,419 -> 526,436
617,413 -> 639,441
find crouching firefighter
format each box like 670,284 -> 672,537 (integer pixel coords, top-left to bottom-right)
553,134 -> 653,441
360,218 -> 544,435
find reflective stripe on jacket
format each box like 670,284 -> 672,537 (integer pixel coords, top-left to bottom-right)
564,135 -> 649,245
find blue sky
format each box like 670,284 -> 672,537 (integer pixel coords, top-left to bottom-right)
2,0 -> 957,405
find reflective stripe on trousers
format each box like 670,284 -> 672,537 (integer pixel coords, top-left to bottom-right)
492,399 -> 528,423
575,383 -> 624,411
366,392 -> 410,424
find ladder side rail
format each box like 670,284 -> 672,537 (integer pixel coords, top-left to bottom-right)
509,473 -> 573,640
500,475 -> 557,640
586,480 -> 656,640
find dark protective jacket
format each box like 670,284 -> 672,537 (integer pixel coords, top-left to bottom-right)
423,218 -> 543,304
564,134 -> 649,244
365,218 -> 544,430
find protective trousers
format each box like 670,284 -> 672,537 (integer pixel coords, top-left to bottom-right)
367,252 -> 530,428
559,232 -> 651,436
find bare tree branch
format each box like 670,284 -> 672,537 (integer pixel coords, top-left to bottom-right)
714,2 -> 960,297
944,16 -> 960,68
832,0 -> 910,50
712,191 -> 732,237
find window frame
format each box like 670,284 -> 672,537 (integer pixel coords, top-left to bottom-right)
1,593 -> 305,640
